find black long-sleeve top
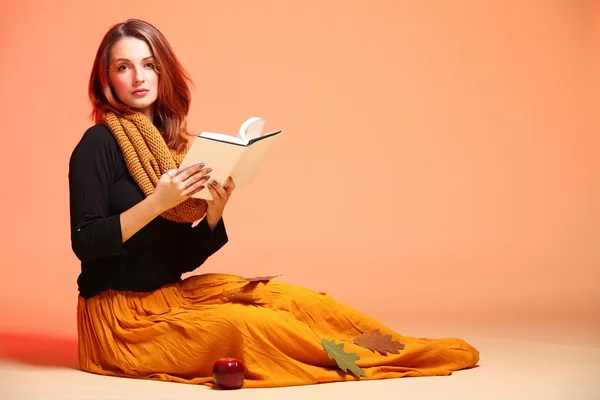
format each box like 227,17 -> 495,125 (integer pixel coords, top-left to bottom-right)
69,124 -> 228,299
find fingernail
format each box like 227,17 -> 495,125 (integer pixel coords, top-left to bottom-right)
198,163 -> 205,167
204,175 -> 211,181
205,168 -> 212,173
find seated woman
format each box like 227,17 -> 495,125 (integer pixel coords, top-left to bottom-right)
69,18 -> 479,388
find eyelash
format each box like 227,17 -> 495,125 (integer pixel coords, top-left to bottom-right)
115,62 -> 156,72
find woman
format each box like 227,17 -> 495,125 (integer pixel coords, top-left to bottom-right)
69,18 -> 479,388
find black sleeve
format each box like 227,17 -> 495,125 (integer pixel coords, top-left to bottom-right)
170,216 -> 229,275
68,126 -> 125,262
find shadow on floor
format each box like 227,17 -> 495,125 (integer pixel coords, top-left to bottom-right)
0,332 -> 79,370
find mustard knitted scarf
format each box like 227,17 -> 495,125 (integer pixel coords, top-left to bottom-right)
103,111 -> 207,224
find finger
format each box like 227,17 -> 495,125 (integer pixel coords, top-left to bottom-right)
162,169 -> 178,181
209,181 -> 228,200
173,163 -> 205,182
207,182 -> 226,201
200,167 -> 212,176
186,167 -> 212,184
224,177 -> 235,195
222,177 -> 233,189
184,179 -> 206,197
206,183 -> 217,202
182,173 -> 210,191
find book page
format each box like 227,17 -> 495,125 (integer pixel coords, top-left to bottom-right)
238,117 -> 265,142
200,132 -> 246,145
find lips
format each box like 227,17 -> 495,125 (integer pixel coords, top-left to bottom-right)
132,89 -> 148,94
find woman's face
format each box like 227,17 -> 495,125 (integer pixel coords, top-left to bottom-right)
108,37 -> 159,120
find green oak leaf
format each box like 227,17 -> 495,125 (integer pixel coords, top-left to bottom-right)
321,339 -> 367,378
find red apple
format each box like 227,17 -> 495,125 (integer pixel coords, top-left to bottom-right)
212,357 -> 245,389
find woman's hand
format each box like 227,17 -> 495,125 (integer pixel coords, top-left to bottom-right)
150,163 -> 212,213
120,163 -> 210,243
206,177 -> 236,230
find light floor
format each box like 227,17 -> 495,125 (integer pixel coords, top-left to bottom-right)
1,321 -> 599,400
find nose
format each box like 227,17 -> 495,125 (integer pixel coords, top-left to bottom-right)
133,67 -> 145,84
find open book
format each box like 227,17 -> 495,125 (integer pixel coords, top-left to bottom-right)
178,117 -> 283,200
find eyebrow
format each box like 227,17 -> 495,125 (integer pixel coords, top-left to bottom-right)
113,56 -> 156,62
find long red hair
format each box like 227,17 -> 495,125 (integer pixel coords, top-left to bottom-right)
88,19 -> 192,151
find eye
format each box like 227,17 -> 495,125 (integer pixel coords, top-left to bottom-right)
117,65 -> 129,71
144,62 -> 155,69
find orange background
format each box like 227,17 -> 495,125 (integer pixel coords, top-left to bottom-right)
0,0 -> 598,339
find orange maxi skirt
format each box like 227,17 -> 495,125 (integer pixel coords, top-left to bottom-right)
77,273 -> 479,388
